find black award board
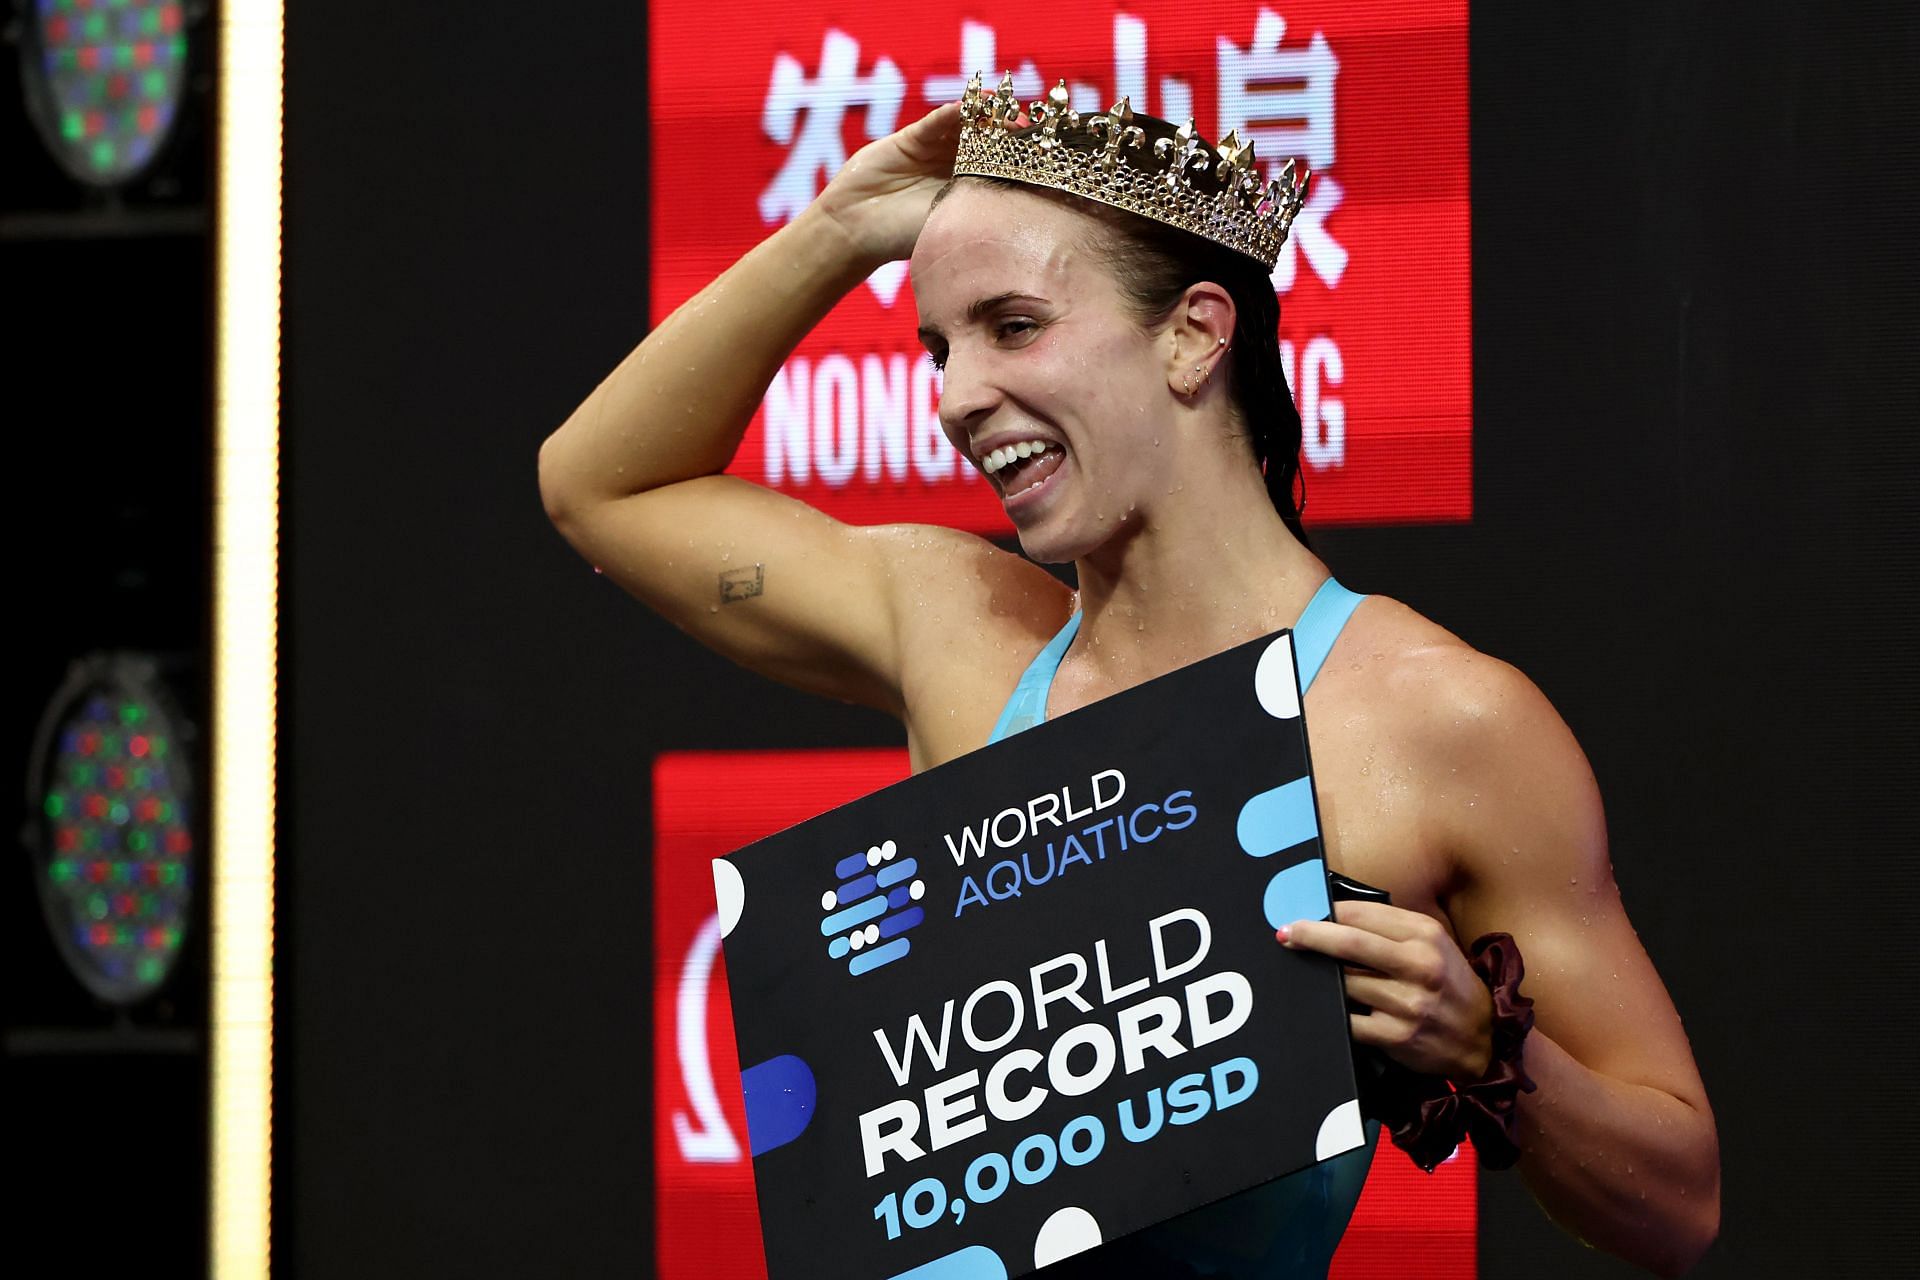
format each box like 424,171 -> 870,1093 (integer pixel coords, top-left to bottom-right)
713,628 -> 1363,1280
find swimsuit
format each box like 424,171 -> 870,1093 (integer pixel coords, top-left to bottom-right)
985,576 -> 1380,1278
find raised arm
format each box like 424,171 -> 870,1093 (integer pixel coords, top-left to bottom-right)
537,104 -> 998,712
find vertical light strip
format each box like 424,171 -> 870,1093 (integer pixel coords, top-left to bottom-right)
212,2 -> 282,1276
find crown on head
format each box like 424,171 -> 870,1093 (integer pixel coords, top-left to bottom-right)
951,72 -> 1309,271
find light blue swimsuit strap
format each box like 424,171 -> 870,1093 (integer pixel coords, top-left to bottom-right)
988,575 -> 1366,746
985,610 -> 1083,744
1292,575 -> 1368,693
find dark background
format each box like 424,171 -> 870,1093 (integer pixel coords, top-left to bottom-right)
3,7 -> 215,1272
0,0 -> 1872,1276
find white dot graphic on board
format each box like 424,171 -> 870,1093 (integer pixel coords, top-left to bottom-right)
820,891 -> 836,911
712,860 -> 745,939
909,880 -> 924,900
1253,633 -> 1302,719
1034,1206 -> 1102,1267
1316,1098 -> 1365,1160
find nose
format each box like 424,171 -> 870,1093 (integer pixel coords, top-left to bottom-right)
934,347 -> 1000,452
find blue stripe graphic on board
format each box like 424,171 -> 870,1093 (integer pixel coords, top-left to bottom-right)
876,857 -> 918,888
883,1245 -> 1008,1280
879,907 -> 923,938
849,937 -> 911,975
835,873 -> 877,903
1235,775 -> 1320,858
1263,859 -> 1331,930
820,895 -> 887,936
740,1053 -> 816,1156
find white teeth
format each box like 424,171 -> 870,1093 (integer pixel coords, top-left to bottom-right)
980,439 -> 1053,474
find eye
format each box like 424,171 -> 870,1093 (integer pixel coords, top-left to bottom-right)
924,349 -> 947,372
994,318 -> 1039,343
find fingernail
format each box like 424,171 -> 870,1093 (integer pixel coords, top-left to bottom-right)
1274,926 -> 1291,945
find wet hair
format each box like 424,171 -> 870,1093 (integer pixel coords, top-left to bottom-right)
934,175 -> 1311,549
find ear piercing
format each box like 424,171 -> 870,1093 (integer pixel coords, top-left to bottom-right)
1182,341 -> 1228,394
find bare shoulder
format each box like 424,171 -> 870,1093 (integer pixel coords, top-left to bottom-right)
1347,596 -> 1605,904
1341,594 -> 1569,761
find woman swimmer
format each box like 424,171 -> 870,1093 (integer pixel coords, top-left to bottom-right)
538,99 -> 1719,1276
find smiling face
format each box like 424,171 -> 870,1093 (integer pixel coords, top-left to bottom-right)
909,182 -> 1178,563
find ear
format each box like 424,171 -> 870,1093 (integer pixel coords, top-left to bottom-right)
1164,282 -> 1237,398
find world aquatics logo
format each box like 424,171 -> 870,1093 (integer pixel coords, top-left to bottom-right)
819,839 -> 926,975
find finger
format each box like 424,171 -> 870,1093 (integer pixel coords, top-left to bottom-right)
1349,1009 -> 1414,1049
1282,918 -> 1402,972
897,101 -> 962,156
1329,898 -> 1445,942
1341,972 -> 1417,1019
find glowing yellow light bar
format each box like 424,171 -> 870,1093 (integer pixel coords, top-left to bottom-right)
212,3 -> 282,1275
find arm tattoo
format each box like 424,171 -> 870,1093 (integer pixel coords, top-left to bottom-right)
718,563 -> 765,604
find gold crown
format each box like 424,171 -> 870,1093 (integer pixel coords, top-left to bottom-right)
951,72 -> 1309,271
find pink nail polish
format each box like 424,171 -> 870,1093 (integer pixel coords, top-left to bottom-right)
1274,926 -> 1291,945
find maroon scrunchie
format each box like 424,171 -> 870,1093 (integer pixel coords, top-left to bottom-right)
1363,931 -> 1538,1172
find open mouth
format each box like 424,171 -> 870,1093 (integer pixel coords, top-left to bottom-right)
981,440 -> 1066,499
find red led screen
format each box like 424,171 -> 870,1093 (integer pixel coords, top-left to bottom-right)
649,1 -> 1471,532
653,749 -> 1477,1278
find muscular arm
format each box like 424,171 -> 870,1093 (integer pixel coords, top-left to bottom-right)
537,205 -> 909,708
1431,652 -> 1721,1276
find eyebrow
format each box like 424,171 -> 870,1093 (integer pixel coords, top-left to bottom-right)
916,292 -> 1044,345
